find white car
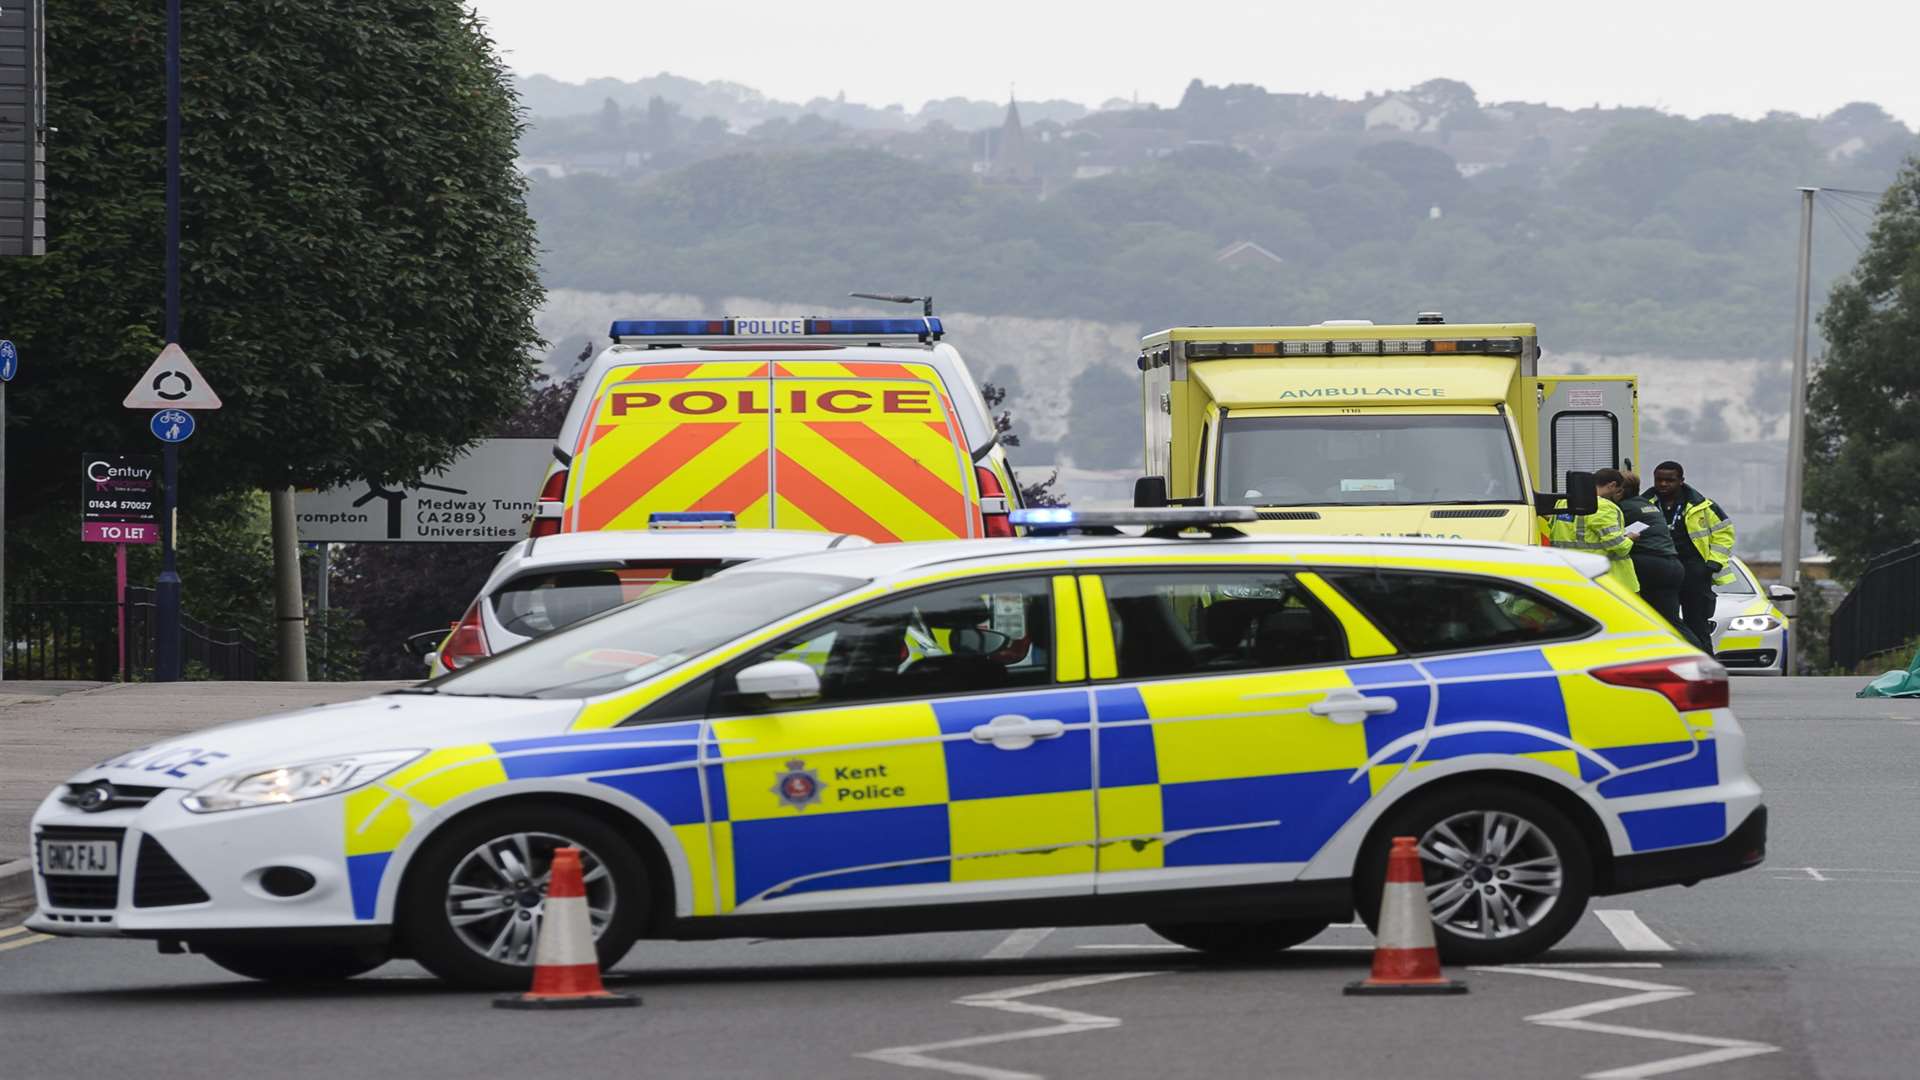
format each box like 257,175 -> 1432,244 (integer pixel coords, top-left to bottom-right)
27,509 -> 1764,988
427,516 -> 871,674
1709,557 -> 1794,676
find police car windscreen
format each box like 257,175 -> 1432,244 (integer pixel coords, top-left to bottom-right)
1217,414 -> 1524,506
436,571 -> 863,699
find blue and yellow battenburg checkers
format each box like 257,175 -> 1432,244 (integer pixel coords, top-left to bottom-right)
339,630 -> 1730,921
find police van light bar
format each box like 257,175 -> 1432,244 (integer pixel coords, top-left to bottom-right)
1185,338 -> 1523,359
1010,507 -> 1258,536
610,317 -> 944,342
648,511 -> 737,529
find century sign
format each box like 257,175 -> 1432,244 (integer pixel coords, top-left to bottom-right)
295,439 -> 550,543
82,452 -> 160,544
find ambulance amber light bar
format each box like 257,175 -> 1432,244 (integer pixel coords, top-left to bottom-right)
1184,338 -> 1523,358
610,317 -> 944,342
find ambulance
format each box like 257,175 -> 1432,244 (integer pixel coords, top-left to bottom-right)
530,315 -> 1022,543
1134,315 -> 1636,542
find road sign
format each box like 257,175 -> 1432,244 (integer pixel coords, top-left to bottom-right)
150,409 -> 195,443
296,439 -> 551,542
81,451 -> 161,545
0,340 -> 15,381
124,344 -> 222,410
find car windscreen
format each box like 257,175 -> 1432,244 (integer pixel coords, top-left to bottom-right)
1712,565 -> 1756,596
1217,413 -> 1525,507
434,571 -> 863,699
492,561 -> 745,638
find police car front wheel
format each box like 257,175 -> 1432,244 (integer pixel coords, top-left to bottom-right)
399,805 -> 650,990
202,944 -> 390,983
1357,784 -> 1593,965
1147,919 -> 1330,957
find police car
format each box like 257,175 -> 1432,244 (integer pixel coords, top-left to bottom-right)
1709,557 -> 1795,676
426,513 -> 871,675
28,510 -> 1766,987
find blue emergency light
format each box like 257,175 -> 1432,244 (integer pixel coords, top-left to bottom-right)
648,511 -> 738,528
609,316 -> 943,342
1009,507 -> 1258,537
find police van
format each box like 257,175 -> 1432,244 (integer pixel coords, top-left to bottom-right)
530,315 -> 1022,543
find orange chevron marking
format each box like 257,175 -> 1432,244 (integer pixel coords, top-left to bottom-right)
772,450 -> 899,542
577,422 -> 736,531
807,422 -> 969,537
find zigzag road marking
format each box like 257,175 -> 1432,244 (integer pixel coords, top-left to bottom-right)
857,971 -> 1161,1080
1475,966 -> 1778,1079
0,931 -> 53,953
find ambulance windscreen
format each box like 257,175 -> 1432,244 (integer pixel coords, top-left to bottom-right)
435,571 -> 863,699
1216,414 -> 1524,507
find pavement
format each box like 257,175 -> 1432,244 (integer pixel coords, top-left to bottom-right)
1,677 -> 1915,1079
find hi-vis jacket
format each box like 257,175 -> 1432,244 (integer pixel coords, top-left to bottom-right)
1549,497 -> 1638,592
1667,486 -> 1736,587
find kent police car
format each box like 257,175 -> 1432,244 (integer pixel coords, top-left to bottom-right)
27,510 -> 1766,987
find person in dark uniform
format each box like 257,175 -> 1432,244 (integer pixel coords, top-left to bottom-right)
1652,460 -> 1736,651
1611,469 -> 1702,649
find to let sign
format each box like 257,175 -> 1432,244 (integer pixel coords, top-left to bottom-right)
82,452 -> 160,544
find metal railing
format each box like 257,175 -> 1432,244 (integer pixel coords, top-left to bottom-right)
1831,541 -> 1920,670
4,587 -> 263,681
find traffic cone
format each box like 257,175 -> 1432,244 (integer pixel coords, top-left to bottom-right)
1344,835 -> 1468,996
494,847 -> 638,1009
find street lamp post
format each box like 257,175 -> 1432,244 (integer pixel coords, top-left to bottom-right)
154,0 -> 184,680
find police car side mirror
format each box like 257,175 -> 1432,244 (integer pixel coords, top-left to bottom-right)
1134,476 -> 1168,508
1768,584 -> 1797,614
735,660 -> 820,702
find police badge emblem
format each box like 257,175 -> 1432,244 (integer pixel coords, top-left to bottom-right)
772,759 -> 822,810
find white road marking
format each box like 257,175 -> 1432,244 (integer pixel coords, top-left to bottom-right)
0,932 -> 52,953
983,928 -> 1055,961
1595,910 -> 1676,952
1505,962 -> 1666,969
1800,867 -> 1830,882
1477,966 -> 1778,1079
857,971 -> 1160,1080
1768,866 -> 1920,882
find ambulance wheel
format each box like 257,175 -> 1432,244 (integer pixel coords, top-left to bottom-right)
1356,784 -> 1591,965
202,945 -> 389,983
1147,919 -> 1329,957
399,805 -> 649,991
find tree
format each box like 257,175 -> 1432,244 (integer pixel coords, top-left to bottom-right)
981,382 -> 1062,507
1806,161 -> 1920,579
0,1 -> 542,535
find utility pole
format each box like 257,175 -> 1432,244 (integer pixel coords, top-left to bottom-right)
270,488 -> 307,680
1781,186 -> 1817,675
154,0 -> 184,680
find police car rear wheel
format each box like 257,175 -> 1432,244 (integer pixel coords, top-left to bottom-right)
1358,785 -> 1592,965
202,945 -> 389,983
1146,919 -> 1329,957
400,806 -> 648,990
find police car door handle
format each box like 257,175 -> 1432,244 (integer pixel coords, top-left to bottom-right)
1308,692 -> 1397,724
971,714 -> 1065,751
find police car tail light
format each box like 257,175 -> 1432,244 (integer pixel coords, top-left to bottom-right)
976,466 -> 1015,538
529,517 -> 561,538
440,601 -> 490,670
539,469 -> 568,502
1591,657 -> 1729,712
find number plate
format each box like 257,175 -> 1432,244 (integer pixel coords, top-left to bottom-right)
40,839 -> 118,877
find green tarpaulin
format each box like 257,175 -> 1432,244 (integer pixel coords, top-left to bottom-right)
1858,646 -> 1920,698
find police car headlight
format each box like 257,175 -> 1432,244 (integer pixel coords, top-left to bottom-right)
182,750 -> 424,813
1726,615 -> 1781,633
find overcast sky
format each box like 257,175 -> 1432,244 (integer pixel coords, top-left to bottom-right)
464,0 -> 1919,126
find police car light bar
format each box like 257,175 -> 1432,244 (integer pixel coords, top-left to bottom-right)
648,511 -> 738,529
1010,507 -> 1257,537
609,317 -> 944,343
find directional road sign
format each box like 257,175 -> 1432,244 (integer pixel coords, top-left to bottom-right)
0,340 -> 15,381
125,344 -> 222,410
150,409 -> 195,444
296,439 -> 551,542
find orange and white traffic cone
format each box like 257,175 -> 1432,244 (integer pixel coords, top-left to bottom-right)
494,847 -> 638,1009
1345,835 -> 1468,996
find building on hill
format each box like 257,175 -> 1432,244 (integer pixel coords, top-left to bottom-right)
978,97 -> 1043,195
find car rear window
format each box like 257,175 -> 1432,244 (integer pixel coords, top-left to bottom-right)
1322,570 -> 1594,655
491,561 -> 743,638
